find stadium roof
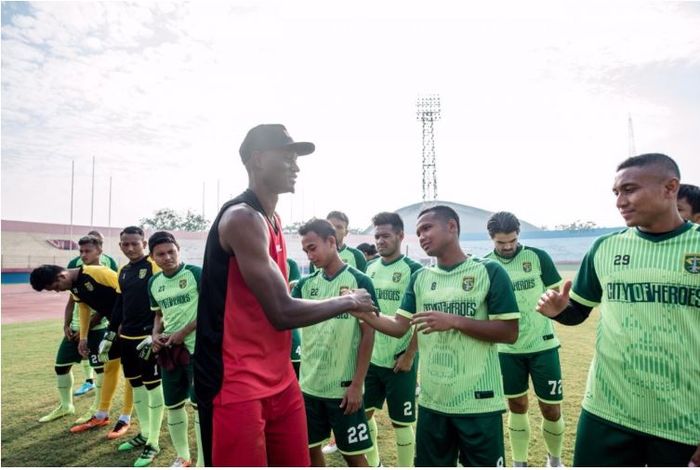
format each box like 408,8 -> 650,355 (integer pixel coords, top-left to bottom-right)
362,200 -> 541,235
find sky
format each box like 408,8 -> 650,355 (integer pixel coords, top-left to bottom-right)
2,0 -> 699,231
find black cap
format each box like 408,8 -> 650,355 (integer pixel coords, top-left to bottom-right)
239,124 -> 315,163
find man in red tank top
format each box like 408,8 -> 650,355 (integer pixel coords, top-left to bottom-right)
195,124 -> 377,467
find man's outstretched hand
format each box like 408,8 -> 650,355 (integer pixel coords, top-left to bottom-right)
536,280 -> 572,318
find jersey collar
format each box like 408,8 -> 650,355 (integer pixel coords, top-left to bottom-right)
163,263 -> 186,278
380,254 -> 405,267
634,221 -> 692,242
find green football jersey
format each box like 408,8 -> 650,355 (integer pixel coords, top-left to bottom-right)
397,257 -> 519,415
571,222 -> 700,445
485,245 -> 563,354
366,255 -> 423,368
67,254 -> 116,331
287,258 -> 301,283
148,264 -> 201,354
309,244 -> 367,274
292,264 -> 378,399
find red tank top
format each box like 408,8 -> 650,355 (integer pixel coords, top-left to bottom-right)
218,212 -> 294,404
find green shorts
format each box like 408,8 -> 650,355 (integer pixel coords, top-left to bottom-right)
574,409 -> 696,466
499,347 -> 563,403
415,406 -> 505,467
161,362 -> 196,408
303,393 -> 373,455
364,362 -> 417,425
291,328 -> 301,362
55,328 -> 106,368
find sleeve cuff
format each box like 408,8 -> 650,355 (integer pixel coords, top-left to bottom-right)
489,312 -> 521,320
570,291 -> 599,308
396,309 -> 413,320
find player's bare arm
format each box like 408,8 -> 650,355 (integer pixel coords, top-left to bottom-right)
690,443 -> 700,467
412,311 -> 518,343
341,321 -> 374,415
63,296 -> 76,341
164,320 -> 196,347
352,310 -> 411,338
152,310 -> 167,353
393,329 -> 418,373
219,204 -> 375,329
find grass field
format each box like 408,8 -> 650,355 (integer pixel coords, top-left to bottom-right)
1,271 -> 599,467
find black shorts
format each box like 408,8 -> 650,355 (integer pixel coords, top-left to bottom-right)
574,409 -> 696,466
119,335 -> 160,385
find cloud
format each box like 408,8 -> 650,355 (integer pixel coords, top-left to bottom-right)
2,1 -> 699,229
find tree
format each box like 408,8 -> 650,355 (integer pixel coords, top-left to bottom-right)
181,210 -> 210,231
554,219 -> 598,231
140,208 -> 182,230
140,208 -> 210,232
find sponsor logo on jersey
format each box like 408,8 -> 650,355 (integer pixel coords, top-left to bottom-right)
424,301 -> 477,317
606,282 -> 700,307
84,281 -> 94,292
462,276 -> 474,291
138,268 -> 147,279
523,261 -> 532,272
376,288 -> 401,301
392,272 -> 402,283
512,278 -> 536,291
684,254 -> 700,274
179,279 -> 187,289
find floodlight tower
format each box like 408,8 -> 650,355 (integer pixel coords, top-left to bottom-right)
628,113 -> 636,157
417,94 -> 441,202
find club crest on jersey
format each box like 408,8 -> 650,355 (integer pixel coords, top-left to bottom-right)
84,281 -> 94,292
684,254 -> 700,274
523,262 -> 532,272
138,268 -> 147,279
462,276 -> 475,291
392,272 -> 402,283
339,286 -> 351,296
179,279 -> 187,289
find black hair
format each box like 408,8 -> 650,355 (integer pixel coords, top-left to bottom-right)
87,230 -> 104,241
617,153 -> 680,178
356,243 -> 378,256
148,231 -> 179,253
120,225 -> 145,238
30,265 -> 65,291
678,183 -> 700,215
417,205 -> 461,235
299,218 -> 337,241
326,211 -> 349,226
78,235 -> 103,248
486,212 -> 521,237
372,212 -> 404,233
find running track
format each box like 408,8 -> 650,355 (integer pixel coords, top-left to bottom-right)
1,284 -> 66,324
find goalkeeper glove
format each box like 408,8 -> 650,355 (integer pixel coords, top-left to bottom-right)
98,331 -> 117,363
136,336 -> 154,361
